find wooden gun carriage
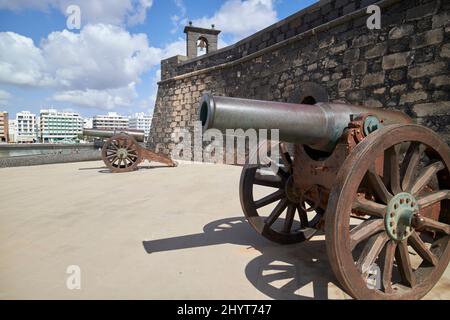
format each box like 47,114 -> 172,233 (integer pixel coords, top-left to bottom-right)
83,129 -> 176,173
200,93 -> 450,300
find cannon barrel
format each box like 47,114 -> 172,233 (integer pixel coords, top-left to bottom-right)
200,95 -> 412,152
83,129 -> 145,142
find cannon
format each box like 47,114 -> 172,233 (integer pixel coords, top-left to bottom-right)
200,94 -> 450,300
83,129 -> 176,173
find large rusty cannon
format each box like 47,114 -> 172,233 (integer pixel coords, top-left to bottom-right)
200,94 -> 450,300
83,129 -> 176,173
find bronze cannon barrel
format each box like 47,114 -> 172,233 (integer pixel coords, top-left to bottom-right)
83,129 -> 145,142
199,95 -> 412,152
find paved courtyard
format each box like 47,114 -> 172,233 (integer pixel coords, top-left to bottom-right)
0,161 -> 449,300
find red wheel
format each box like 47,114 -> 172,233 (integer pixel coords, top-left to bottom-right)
326,124 -> 450,299
101,133 -> 142,173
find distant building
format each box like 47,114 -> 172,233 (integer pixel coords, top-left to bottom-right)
83,117 -> 93,129
129,113 -> 152,141
16,111 -> 37,143
0,111 -> 8,143
93,112 -> 129,130
8,119 -> 17,143
39,109 -> 83,143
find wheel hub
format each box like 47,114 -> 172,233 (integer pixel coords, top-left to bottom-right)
385,192 -> 420,241
117,148 -> 128,159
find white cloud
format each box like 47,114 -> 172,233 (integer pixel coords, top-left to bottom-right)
52,83 -> 138,110
0,32 -> 54,87
193,0 -> 277,40
0,25 -> 193,110
0,89 -> 11,106
0,0 -> 153,26
41,24 -> 162,90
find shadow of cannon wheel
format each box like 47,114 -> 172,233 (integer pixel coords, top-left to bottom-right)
143,216 -> 346,300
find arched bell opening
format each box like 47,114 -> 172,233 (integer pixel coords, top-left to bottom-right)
197,36 -> 209,56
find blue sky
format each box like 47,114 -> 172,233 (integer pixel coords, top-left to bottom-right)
0,0 -> 318,118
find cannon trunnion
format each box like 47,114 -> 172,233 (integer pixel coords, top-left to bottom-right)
200,94 -> 450,300
83,129 -> 177,173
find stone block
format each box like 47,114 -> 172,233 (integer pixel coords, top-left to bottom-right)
338,78 -> 353,91
343,49 -> 360,63
441,44 -> 450,58
365,43 -> 387,59
432,12 -> 450,28
362,72 -> 385,87
410,29 -> 444,49
388,25 -> 414,39
408,62 -> 446,78
400,91 -> 428,104
382,52 -> 411,70
351,61 -> 367,75
430,75 -> 450,87
390,84 -> 407,94
413,101 -> 450,117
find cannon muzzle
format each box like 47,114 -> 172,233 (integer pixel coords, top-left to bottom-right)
200,95 -> 411,152
83,129 -> 145,142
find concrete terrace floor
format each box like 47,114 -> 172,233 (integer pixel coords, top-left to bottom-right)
0,161 -> 449,300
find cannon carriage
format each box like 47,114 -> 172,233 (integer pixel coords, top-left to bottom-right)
83,129 -> 177,173
200,93 -> 450,300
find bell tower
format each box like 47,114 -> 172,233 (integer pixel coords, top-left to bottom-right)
184,22 -> 221,59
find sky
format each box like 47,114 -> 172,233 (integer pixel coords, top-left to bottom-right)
0,0 -> 318,118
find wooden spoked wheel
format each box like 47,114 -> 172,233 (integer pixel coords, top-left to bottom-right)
326,124 -> 450,300
101,133 -> 143,173
240,141 -> 323,244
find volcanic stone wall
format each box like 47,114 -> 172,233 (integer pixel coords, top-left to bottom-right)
149,0 -> 450,156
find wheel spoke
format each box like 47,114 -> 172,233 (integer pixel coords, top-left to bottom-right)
357,232 -> 389,274
384,146 -> 402,195
350,219 -> 385,251
418,190 -> 450,209
396,241 -> 416,288
107,154 -> 116,159
283,204 -> 296,233
254,172 -> 283,189
410,161 -> 445,196
297,205 -> 309,229
366,168 -> 393,204
414,216 -> 450,235
255,189 -> 285,209
111,157 -> 119,165
280,144 -> 293,172
353,198 -> 387,218
401,142 -> 424,192
383,240 -> 397,294
265,199 -> 288,227
408,232 -> 438,266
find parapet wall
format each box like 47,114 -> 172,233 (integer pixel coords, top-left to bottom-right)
150,0 -> 450,156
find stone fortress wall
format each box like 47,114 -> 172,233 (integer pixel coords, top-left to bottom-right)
149,0 -> 450,156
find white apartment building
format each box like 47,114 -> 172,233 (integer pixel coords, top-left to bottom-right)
0,111 -> 8,143
93,112 -> 129,130
83,117 -> 93,129
16,111 -> 37,143
129,113 -> 152,140
40,109 -> 83,143
8,119 -> 17,143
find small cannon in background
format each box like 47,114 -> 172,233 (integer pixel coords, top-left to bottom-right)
83,129 -> 176,173
200,94 -> 450,300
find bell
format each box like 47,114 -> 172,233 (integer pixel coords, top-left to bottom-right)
198,39 -> 207,51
